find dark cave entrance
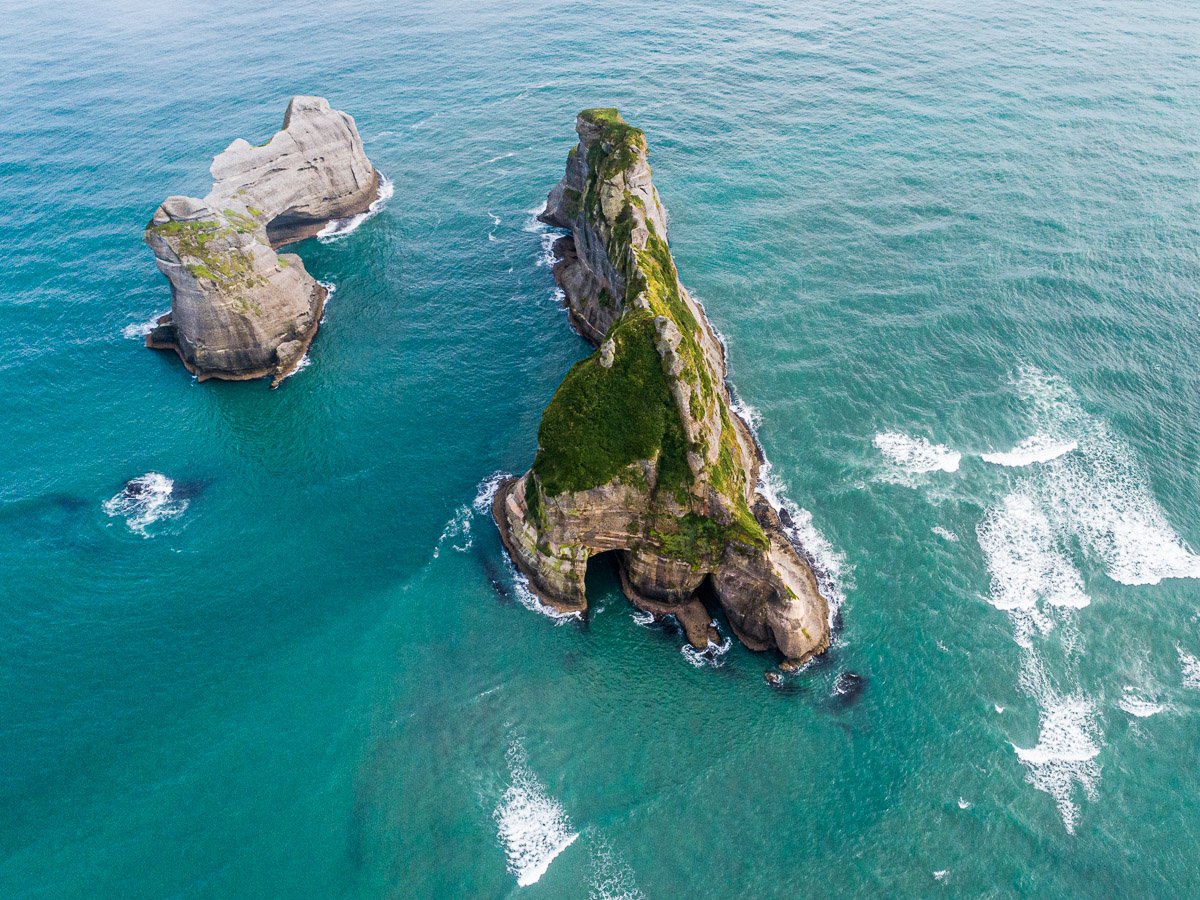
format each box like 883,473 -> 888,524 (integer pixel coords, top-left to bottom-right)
582,549 -> 625,603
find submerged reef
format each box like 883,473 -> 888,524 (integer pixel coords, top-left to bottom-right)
144,96 -> 379,386
495,109 -> 830,664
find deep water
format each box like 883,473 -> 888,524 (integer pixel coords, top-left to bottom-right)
2,0 -> 1199,896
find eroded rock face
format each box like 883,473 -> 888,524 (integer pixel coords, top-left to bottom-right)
144,97 -> 380,386
495,109 -> 830,664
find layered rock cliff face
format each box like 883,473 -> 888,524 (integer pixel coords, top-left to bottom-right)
494,109 -> 830,663
144,97 -> 379,386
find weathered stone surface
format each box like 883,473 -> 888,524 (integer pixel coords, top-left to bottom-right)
496,109 -> 831,664
144,97 -> 380,386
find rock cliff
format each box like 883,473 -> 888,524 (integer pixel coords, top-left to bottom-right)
494,109 -> 830,664
144,97 -> 380,386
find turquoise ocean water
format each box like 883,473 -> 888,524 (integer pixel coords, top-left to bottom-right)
2,0 -> 1199,895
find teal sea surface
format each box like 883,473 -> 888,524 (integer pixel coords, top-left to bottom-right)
2,0 -> 1199,895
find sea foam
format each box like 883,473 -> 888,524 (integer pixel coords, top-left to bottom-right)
1178,648 -> 1200,691
121,315 -> 161,340
1011,655 -> 1101,834
587,836 -> 645,900
495,742 -> 579,887
103,472 -> 188,537
434,471 -> 510,558
316,174 -> 393,242
873,431 -> 961,475
681,634 -> 732,669
977,492 -> 1090,613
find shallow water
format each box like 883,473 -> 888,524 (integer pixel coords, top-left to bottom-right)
2,0 -> 1199,895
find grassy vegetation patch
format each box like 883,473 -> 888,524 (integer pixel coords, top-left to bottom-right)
533,311 -> 686,496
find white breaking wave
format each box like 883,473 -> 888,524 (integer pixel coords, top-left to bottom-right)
503,553 -> 582,624
434,472 -> 511,559
681,634 -> 732,669
536,232 -> 559,268
1009,367 -> 1199,586
1178,648 -> 1200,690
982,434 -> 1078,467
523,203 -> 548,233
103,472 -> 188,537
1038,433 -> 1200,586
316,174 -> 394,241
472,471 -> 508,514
933,870 -> 949,882
277,352 -> 311,383
957,798 -> 972,810
434,504 -> 472,557
874,431 -> 961,474
1011,655 -> 1101,834
754,453 -> 851,623
932,526 -> 959,542
977,493 -> 1090,613
121,315 -> 161,339
630,609 -> 655,627
317,280 -> 338,324
1117,689 -> 1165,718
494,742 -> 579,888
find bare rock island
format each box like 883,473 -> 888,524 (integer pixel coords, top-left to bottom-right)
494,109 -> 831,664
144,96 -> 380,386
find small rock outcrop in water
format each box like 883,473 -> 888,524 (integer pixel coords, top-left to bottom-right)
144,97 -> 380,386
494,109 -> 830,664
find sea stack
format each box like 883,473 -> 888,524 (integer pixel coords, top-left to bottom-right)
143,96 -> 380,386
494,109 -> 830,664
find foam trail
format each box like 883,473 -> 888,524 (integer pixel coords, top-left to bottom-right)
1039,437 -> 1200,586
1011,654 -> 1101,834
434,472 -> 510,559
103,473 -> 188,537
874,431 -> 961,474
982,434 -> 1077,467
588,834 -> 645,900
1011,367 -> 1200,586
316,174 -> 393,241
495,742 -> 578,887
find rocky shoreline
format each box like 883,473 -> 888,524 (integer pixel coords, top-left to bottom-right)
494,109 -> 831,665
144,96 -> 380,387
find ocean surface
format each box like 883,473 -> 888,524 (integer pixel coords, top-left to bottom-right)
2,0 -> 1199,895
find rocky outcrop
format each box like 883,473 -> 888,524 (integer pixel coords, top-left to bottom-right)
494,109 -> 830,664
144,97 -> 380,386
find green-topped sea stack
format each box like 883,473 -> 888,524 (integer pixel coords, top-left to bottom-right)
493,109 -> 831,663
